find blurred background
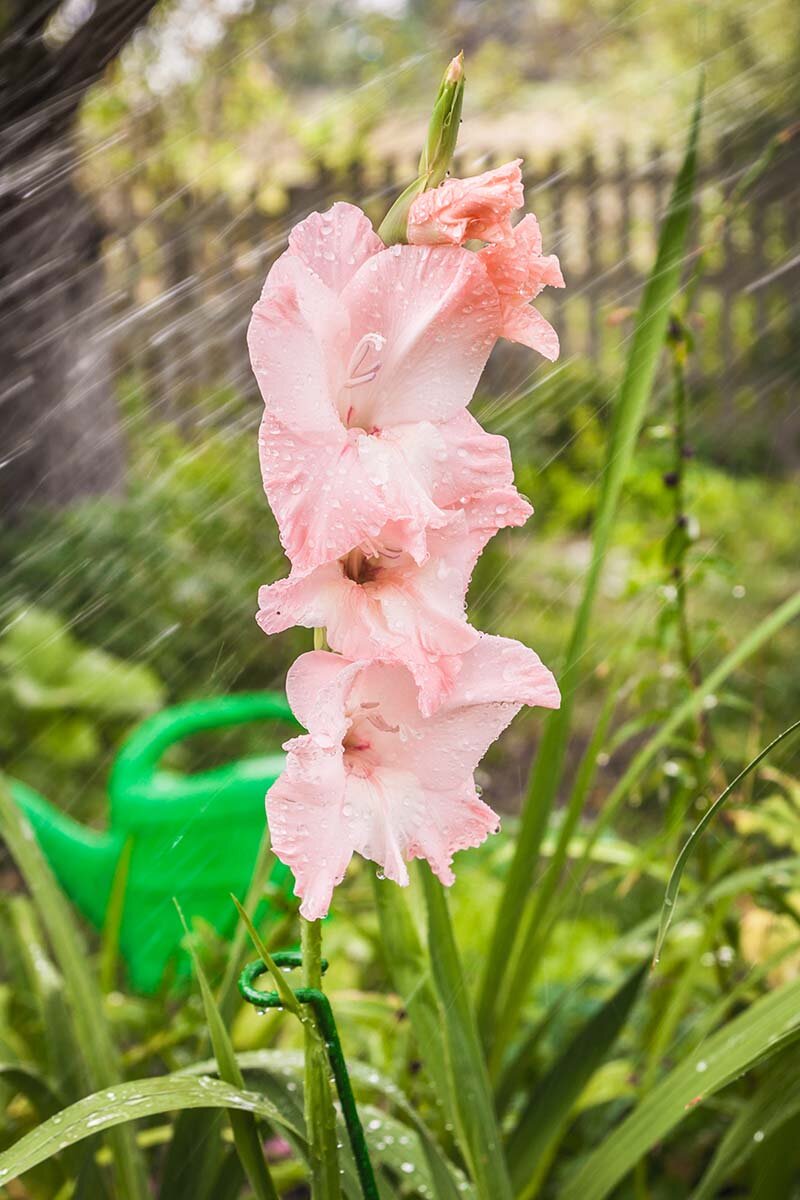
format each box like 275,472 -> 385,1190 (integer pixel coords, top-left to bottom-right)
2,5 -> 800,1195
1,0 -> 798,830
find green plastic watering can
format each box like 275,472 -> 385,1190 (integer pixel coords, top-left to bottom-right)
8,692 -> 297,994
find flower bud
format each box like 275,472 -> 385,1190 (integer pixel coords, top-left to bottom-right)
378,52 -> 465,245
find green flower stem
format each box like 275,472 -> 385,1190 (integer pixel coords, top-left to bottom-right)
240,952 -> 379,1200
300,917 -> 342,1198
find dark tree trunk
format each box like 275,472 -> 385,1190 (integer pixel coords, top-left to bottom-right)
0,0 -> 161,521
0,143 -> 125,517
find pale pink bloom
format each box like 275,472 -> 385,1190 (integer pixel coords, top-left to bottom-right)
257,484 -> 531,716
479,214 -> 565,361
267,636 -> 560,920
407,159 -> 524,246
249,202 -> 507,573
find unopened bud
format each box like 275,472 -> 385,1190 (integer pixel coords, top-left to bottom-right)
378,52 -> 465,245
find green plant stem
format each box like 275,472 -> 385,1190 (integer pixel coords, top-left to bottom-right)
301,917 -> 342,1199
239,954 -> 379,1200
476,78 -> 704,1050
667,342 -> 696,689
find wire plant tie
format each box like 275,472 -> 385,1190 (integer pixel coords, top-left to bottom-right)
239,951 -> 379,1200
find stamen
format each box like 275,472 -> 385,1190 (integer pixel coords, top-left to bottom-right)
344,332 -> 385,390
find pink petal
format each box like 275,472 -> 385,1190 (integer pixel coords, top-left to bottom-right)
338,244 -> 500,428
259,416 -> 392,572
407,160 -> 524,246
284,649 -> 358,739
501,305 -> 561,361
287,202 -> 384,296
430,410 -> 533,525
248,255 -> 346,434
269,645 -> 558,916
478,213 -> 564,360
405,781 -> 501,885
266,739 -> 352,921
395,634 -> 561,791
256,564 -> 342,636
258,515 -> 484,717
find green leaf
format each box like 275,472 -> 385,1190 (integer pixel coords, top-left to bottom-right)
175,902 -> 279,1200
371,875 -> 454,1122
0,1074 -> 302,1185
99,837 -> 133,994
419,865 -> 512,1200
478,76 -> 705,1049
231,896 -> 304,1019
0,776 -> 149,1200
654,719 -> 800,964
0,1064 -> 61,1119
750,1108 -> 800,1200
217,831 -> 278,1025
507,963 -> 647,1198
692,1043 -> 800,1200
560,972 -> 800,1200
188,1050 -> 472,1200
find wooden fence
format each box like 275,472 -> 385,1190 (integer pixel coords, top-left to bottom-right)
96,137 -> 800,446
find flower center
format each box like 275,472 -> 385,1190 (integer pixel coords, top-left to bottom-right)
342,700 -> 399,777
342,332 -> 385,429
340,541 -> 404,586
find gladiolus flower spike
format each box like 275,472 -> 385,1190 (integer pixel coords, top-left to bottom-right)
249,55 -> 564,920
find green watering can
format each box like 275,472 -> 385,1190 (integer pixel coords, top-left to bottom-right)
9,692 -> 297,994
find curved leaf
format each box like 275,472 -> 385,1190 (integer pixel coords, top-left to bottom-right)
561,973 -> 800,1200
0,1074 -> 302,1185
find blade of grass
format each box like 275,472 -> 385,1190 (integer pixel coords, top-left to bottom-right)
507,964 -> 647,1199
418,864 -> 512,1200
0,777 -> 148,1200
750,1107 -> 800,1200
175,902 -> 279,1200
99,837 -> 132,994
478,76 -> 705,1047
230,896 -> 304,1018
0,1073 -> 303,1183
191,1048 -> 471,1200
370,876 -> 454,1125
653,718 -> 800,964
496,589 -> 800,1034
8,897 -> 81,1100
692,1042 -> 800,1200
217,830 -> 277,1025
560,972 -> 800,1200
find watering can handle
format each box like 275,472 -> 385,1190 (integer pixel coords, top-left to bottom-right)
110,691 -> 296,791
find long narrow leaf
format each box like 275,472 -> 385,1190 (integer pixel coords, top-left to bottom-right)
176,902 -> 279,1200
0,778 -> 148,1200
99,837 -> 133,994
189,1049 -> 471,1200
0,1074 -> 302,1184
560,973 -> 800,1200
654,719 -> 800,963
496,589 -> 800,1031
478,77 -> 705,1045
419,865 -> 512,1200
507,963 -> 647,1198
692,1043 -> 800,1200
371,877 -> 454,1120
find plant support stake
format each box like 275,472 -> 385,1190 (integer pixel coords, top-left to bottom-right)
239,952 -> 379,1200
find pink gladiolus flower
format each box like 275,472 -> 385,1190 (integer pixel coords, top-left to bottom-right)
257,485 -> 531,716
267,636 -> 561,920
407,159 -> 524,246
479,214 -> 565,360
249,202 -> 508,573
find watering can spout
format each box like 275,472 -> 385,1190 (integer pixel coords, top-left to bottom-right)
9,779 -> 121,929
